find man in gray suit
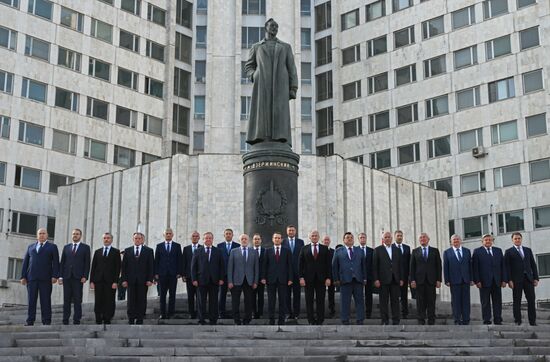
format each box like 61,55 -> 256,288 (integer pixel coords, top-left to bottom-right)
228,234 -> 259,325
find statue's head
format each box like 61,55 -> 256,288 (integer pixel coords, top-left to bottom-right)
265,18 -> 278,37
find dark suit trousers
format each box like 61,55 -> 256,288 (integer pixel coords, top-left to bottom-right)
127,281 -> 148,321
253,282 -> 265,316
305,280 -> 326,323
364,282 -> 373,318
479,281 -> 502,323
287,279 -> 301,317
185,279 -> 198,317
94,281 -> 117,322
231,281 -> 254,323
513,277 -> 536,324
198,284 -> 219,323
416,283 -> 437,322
327,285 -> 335,314
63,278 -> 84,322
379,282 -> 400,323
399,283 -> 409,317
267,283 -> 287,322
340,280 -> 365,323
159,275 -> 178,317
450,283 -> 470,324
219,283 -> 230,317
26,280 -> 52,324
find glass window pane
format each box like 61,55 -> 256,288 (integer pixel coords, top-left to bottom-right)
534,207 -> 550,229
530,159 -> 550,182
526,113 -> 547,137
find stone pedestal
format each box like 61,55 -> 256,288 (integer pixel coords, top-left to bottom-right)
242,142 -> 300,247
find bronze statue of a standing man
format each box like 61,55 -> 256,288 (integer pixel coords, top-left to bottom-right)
245,18 -> 298,147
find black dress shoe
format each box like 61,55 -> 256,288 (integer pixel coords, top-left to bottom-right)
43,322 -> 51,325
278,319 -> 285,325
73,321 -> 80,325
418,319 -> 425,325
104,320 -> 111,325
269,319 -> 275,325
356,320 -> 364,325
530,322 -> 537,326
209,321 -> 217,325
494,322 -> 502,325
62,320 -> 69,325
24,322 -> 34,326
254,313 -> 260,319
96,321 -> 102,325
381,320 -> 389,325
329,311 -> 336,318
392,320 -> 400,325
427,320 -> 435,325
234,320 -> 242,325
516,321 -> 522,325
136,320 -> 143,325
198,320 -> 206,325
483,321 -> 491,325
342,321 -> 350,325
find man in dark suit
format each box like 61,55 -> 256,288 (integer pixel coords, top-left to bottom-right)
443,234 -> 473,325
154,228 -> 183,319
373,231 -> 403,325
358,232 -> 374,319
252,233 -> 266,319
191,231 -> 225,325
59,228 -> 91,325
282,224 -> 304,319
410,232 -> 442,325
182,231 -> 202,319
217,228 -> 240,319
90,232 -> 121,324
121,232 -> 154,324
394,230 -> 411,318
261,232 -> 293,325
322,235 -> 336,318
332,232 -> 366,325
504,232 -> 539,326
20,228 -> 60,326
472,234 -> 507,325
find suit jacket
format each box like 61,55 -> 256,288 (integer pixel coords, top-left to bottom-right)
227,247 -> 259,286
121,245 -> 154,284
21,241 -> 60,281
252,245 -> 267,279
217,241 -> 241,274
191,246 -> 225,286
394,243 -> 411,282
282,237 -> 305,279
154,241 -> 183,277
90,246 -> 121,284
359,245 -> 374,282
60,243 -> 91,280
504,246 -> 539,283
327,247 -> 335,280
410,246 -> 442,285
472,246 -> 506,287
373,244 -> 402,285
443,247 -> 472,285
182,243 -> 202,278
298,243 -> 331,282
332,246 -> 365,284
262,246 -> 293,284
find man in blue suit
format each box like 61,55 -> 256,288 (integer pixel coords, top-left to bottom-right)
154,228 -> 183,320
358,232 -> 374,318
332,232 -> 366,325
282,224 -> 304,319
20,228 -> 60,326
443,234 -> 473,325
217,228 -> 240,319
472,234 -> 507,325
59,228 -> 91,325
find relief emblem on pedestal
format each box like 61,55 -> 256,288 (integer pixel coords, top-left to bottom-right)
255,180 -> 288,226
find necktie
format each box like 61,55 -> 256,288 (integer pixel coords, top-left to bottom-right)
362,247 -> 366,256
486,247 -> 492,256
313,244 -> 318,260
103,247 -> 108,257
348,247 -> 353,260
398,245 -> 402,253
422,247 -> 428,260
206,247 -> 211,261
227,243 -> 231,253
243,247 -> 247,261
135,247 -> 139,257
255,247 -> 259,257
166,242 -> 170,253
37,243 -> 43,253
517,247 -> 524,259
72,244 -> 77,255
192,245 -> 196,254
275,247 -> 280,262
456,248 -> 462,261
290,239 -> 294,252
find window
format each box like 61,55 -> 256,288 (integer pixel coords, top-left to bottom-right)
488,77 -> 515,102
301,0 -> 311,16
240,133 -> 250,153
301,28 -> 311,50
428,178 -> 453,198
240,96 -> 251,120
176,0 -> 192,28
0,26 -> 17,50
0,70 -> 13,94
315,2 -> 331,32
27,0 -> 52,20
315,36 -> 332,66
57,47 -> 81,71
523,69 -> 543,93
197,0 -> 209,14
424,55 -> 446,78
0,116 -> 9,139
98,0 -> 113,4
193,131 -> 205,152
394,26 -> 415,48
49,173 -> 73,193
341,9 -> 359,31
47,217 -> 55,239
425,95 -> 448,118
0,161 -> 5,184
486,35 -> 511,60
116,106 -> 137,128
302,133 -> 312,154
343,118 -> 362,138
7,258 -> 23,280
147,4 -> 166,26
367,35 -> 387,57
301,98 -> 312,120
461,171 -> 485,194
60,6 -> 83,32
483,0 -> 508,19
14,165 -> 41,190
172,141 -> 189,155
0,0 -> 19,8
55,88 -> 79,112
114,145 -> 136,168
422,16 -> 444,39
519,27 -> 539,50
143,115 -> 162,136
196,26 -> 207,48
51,129 -> 76,154
301,62 -> 311,84
454,45 -> 477,70
449,220 -> 455,238
456,86 -> 481,110
458,128 -> 483,152
530,159 -> 550,182
395,64 -> 416,86
526,113 -> 547,137
367,72 -> 388,94
494,164 -> 521,188
119,30 -> 140,52
242,0 -> 266,15
398,143 -> 420,165
317,143 -> 334,157
195,96 -> 205,119
463,215 -> 489,239
518,0 -> 536,8
343,80 -> 361,101
242,27 -> 265,48
146,40 -> 165,62
370,149 -> 391,169
117,67 -> 138,90
316,106 -> 333,137
172,104 -> 189,136
367,0 -> 385,21
88,58 -> 110,81
428,136 -> 451,159
142,153 -> 160,164
91,18 -> 112,43
534,206 -> 550,229
452,6 -> 475,30
368,111 -> 390,132
11,211 -> 38,236
316,71 -> 332,101
21,78 -> 47,103
174,68 -> 189,98
397,103 -> 418,125
491,120 -> 517,144
84,138 -> 107,161
393,0 -> 412,12
175,33 -> 192,64
537,254 -> 550,277
86,97 -> 109,120
342,44 -> 360,66
145,76 -> 164,98
24,35 -> 50,61
18,121 -> 44,146
121,0 -> 140,15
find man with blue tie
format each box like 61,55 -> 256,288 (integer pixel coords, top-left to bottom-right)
472,234 -> 507,325
332,232 -> 366,325
504,232 -> 539,326
217,228 -> 240,319
282,224 -> 304,320
443,234 -> 473,325
154,228 -> 183,320
394,230 -> 411,319
59,228 -> 91,325
182,231 -> 202,319
358,232 -> 374,319
21,228 -> 60,326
